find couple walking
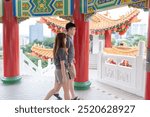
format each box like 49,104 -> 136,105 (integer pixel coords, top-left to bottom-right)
44,22 -> 80,100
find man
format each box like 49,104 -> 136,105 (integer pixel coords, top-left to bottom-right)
65,22 -> 80,100
53,22 -> 80,100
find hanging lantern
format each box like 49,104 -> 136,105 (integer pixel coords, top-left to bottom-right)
113,27 -> 117,32
121,24 -> 126,29
48,25 -> 52,29
101,31 -> 105,35
99,32 -> 102,35
91,30 -> 94,35
119,30 -> 126,35
52,25 -> 56,29
126,25 -> 129,29
52,28 -> 56,33
116,28 -> 120,32
95,30 -> 99,35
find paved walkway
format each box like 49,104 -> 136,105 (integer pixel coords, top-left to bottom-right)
0,65 -> 143,100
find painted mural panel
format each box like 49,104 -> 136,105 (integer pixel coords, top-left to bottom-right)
13,0 -> 74,17
81,0 -> 148,14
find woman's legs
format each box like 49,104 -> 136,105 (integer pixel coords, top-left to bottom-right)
44,82 -> 61,100
44,82 -> 70,100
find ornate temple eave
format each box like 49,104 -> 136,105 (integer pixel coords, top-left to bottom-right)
38,9 -> 140,35
30,44 -> 53,60
90,9 -> 140,30
30,44 -> 139,61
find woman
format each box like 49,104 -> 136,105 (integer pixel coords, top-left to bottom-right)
44,33 -> 70,100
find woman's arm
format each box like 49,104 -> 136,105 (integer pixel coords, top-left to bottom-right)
58,48 -> 67,83
60,60 -> 67,83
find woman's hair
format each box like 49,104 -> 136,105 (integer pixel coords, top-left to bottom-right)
53,33 -> 66,57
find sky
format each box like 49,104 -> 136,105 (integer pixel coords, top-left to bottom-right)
0,6 -> 149,37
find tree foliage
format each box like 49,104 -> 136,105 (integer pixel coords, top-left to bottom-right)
112,34 -> 147,47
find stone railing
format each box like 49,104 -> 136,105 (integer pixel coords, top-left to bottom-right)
20,50 -> 54,76
97,41 -> 146,97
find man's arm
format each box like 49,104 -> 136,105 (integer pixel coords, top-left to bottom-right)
66,38 -> 70,55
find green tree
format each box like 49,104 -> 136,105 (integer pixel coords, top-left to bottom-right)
111,38 -> 116,45
127,34 -> 147,46
43,37 -> 55,48
22,38 -> 54,68
22,43 -> 33,53
26,54 -> 48,68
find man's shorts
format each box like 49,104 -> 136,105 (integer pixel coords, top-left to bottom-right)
67,63 -> 76,80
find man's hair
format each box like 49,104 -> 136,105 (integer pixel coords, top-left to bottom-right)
65,22 -> 76,31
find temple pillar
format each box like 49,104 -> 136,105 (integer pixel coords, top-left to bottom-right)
145,5 -> 150,99
1,0 -> 21,83
145,2 -> 150,99
73,0 -> 91,90
105,30 -> 112,48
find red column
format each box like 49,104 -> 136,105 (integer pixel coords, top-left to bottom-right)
1,0 -> 21,83
105,30 -> 112,48
145,8 -> 150,99
73,0 -> 91,90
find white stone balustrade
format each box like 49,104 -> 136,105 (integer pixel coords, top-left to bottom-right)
97,41 -> 146,97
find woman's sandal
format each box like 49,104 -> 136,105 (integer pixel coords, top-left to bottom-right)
54,94 -> 63,100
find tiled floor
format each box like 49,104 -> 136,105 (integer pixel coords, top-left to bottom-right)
0,67 -> 143,100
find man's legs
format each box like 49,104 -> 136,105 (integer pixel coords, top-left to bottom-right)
68,63 -> 81,100
69,79 -> 76,99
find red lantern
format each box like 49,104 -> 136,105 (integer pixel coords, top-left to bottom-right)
119,30 -> 126,35
90,30 -> 94,35
113,28 -> 117,32
52,28 -> 56,33
99,32 -> 102,35
52,25 -> 56,29
126,25 -> 129,29
121,24 -> 126,29
95,31 -> 99,35
49,24 -> 53,29
101,31 -> 105,35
